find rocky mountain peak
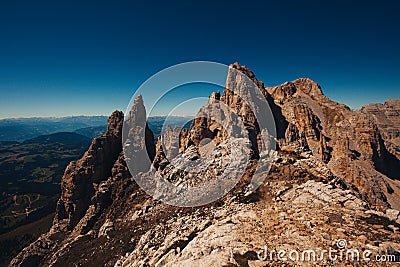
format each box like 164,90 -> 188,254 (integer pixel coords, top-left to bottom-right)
270,78 -> 324,102
230,61 -> 265,89
292,77 -> 324,98
123,94 -> 155,175
106,110 -> 124,136
53,110 -> 125,231
11,63 -> 400,266
128,94 -> 147,126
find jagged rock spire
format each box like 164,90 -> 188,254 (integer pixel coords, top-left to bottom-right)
54,111 -> 124,229
106,110 -> 124,137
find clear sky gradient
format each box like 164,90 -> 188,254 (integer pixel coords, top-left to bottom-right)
0,0 -> 399,118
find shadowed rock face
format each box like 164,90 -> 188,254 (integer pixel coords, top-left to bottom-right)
123,94 -> 156,175
55,110 -> 124,229
11,63 -> 400,266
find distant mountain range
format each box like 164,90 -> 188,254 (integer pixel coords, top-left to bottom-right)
73,125 -> 107,139
0,116 -> 108,141
0,115 -> 194,142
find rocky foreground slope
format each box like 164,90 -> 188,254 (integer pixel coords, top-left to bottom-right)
11,63 -> 400,266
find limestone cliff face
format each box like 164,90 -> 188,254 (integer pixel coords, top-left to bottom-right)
268,76 -> 400,210
123,94 -> 155,175
361,100 -> 400,160
182,62 -> 272,158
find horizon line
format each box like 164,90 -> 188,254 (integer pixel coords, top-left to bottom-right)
0,114 -> 197,121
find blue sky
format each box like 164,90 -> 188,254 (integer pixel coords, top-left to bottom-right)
0,0 -> 399,118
